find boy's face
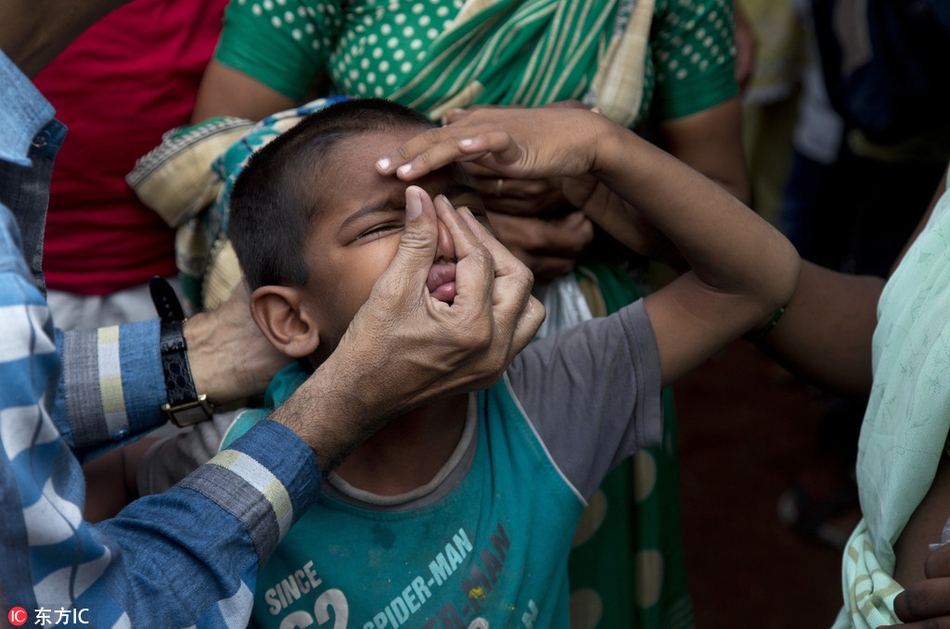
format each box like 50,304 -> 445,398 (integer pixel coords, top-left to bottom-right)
301,127 -> 487,357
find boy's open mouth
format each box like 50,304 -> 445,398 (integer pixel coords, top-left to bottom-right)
427,263 -> 457,303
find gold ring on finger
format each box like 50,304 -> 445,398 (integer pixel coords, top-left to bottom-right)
494,178 -> 504,196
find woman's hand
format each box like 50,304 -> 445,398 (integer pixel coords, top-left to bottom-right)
889,542 -> 950,627
487,210 -> 594,280
377,105 -> 603,187
466,163 -> 566,217
377,104 -> 682,269
461,117 -> 595,279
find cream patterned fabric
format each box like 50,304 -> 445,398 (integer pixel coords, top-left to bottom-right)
833,169 -> 950,628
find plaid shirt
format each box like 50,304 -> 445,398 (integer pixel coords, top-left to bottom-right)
0,50 -> 319,628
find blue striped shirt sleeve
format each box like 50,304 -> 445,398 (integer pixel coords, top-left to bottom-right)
0,48 -> 322,629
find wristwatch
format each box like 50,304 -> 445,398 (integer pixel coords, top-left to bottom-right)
150,277 -> 214,427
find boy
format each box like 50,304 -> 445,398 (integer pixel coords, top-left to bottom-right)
224,99 -> 799,628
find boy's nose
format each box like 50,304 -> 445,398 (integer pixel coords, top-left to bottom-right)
435,215 -> 456,262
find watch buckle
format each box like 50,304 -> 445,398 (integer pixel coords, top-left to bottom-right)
162,394 -> 214,427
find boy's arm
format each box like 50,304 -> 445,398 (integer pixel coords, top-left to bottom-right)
584,116 -> 800,387
753,260 -> 881,397
754,167 -> 946,398
379,106 -> 800,388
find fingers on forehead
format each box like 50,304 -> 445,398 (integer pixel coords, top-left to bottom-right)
397,128 -> 466,168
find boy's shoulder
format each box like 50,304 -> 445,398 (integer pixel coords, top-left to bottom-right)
221,363 -> 310,448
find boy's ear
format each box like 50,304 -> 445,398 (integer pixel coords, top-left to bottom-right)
249,286 -> 321,359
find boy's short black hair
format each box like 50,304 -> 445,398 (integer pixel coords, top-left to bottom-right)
229,98 -> 434,290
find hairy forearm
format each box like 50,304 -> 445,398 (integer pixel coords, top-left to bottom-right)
184,285 -> 292,405
273,330 -> 491,473
184,312 -> 257,404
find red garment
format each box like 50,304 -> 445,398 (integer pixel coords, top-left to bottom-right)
34,0 -> 227,295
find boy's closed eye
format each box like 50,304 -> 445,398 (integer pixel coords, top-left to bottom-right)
352,201 -> 487,242
340,199 -> 406,244
355,218 -> 405,241
344,186 -> 487,245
